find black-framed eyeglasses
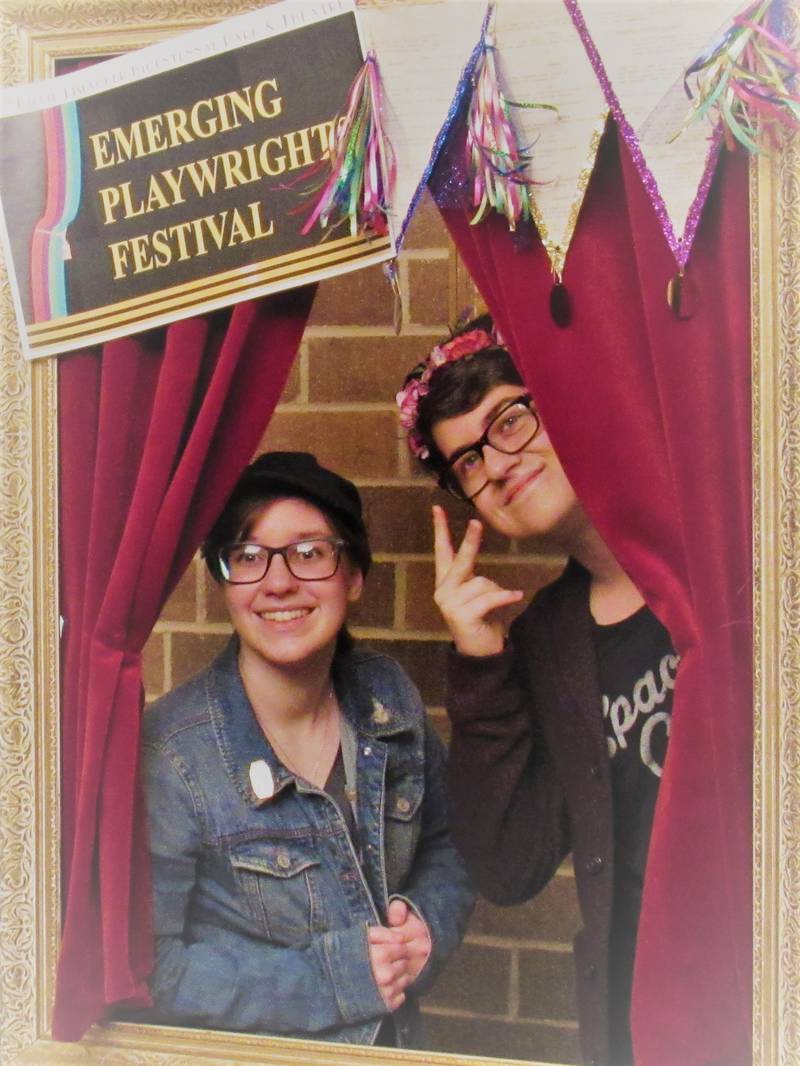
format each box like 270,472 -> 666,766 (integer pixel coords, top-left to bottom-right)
439,394 -> 541,501
219,537 -> 346,584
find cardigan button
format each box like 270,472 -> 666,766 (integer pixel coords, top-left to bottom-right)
589,764 -> 603,779
586,855 -> 605,875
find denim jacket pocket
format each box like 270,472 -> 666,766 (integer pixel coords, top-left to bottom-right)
383,775 -> 423,893
230,838 -> 322,945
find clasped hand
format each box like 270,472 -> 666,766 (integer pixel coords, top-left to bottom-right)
433,505 -> 523,656
368,898 -> 431,1011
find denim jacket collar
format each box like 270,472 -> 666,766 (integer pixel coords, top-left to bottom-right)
207,638 -> 296,809
207,638 -> 416,809
334,651 -> 418,741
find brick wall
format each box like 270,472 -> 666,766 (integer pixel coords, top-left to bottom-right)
142,193 -> 582,1064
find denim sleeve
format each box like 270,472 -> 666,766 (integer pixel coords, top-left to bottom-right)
388,716 -> 476,996
142,743 -> 387,1034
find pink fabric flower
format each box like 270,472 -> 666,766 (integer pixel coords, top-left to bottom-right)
396,328 -> 499,459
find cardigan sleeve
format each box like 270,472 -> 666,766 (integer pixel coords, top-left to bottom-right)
445,612 -> 571,905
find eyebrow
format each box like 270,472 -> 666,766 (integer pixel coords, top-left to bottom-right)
483,394 -> 524,427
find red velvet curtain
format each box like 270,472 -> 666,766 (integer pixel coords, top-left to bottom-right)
433,124 -> 752,1066
53,289 -> 314,1041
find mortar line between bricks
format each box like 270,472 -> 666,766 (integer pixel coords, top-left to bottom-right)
369,551 -> 566,564
509,946 -> 521,1019
303,325 -> 444,337
420,1005 -> 579,1030
465,935 -> 574,953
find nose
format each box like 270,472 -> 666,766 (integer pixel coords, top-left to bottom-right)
259,550 -> 298,593
483,444 -> 520,482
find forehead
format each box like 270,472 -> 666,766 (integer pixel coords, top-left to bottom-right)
243,495 -> 334,539
431,384 -> 528,459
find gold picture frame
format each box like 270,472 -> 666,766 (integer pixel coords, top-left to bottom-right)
0,2 -> 797,1065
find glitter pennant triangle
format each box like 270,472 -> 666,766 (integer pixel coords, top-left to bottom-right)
567,0 -> 743,270
358,2 -> 488,247
492,0 -> 609,280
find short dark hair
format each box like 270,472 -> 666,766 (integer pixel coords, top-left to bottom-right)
405,313 -> 524,472
202,493 -> 370,586
202,452 -> 371,584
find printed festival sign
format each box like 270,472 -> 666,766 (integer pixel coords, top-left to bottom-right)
0,0 -> 394,360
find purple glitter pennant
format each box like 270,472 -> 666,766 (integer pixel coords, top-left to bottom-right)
564,0 -> 724,270
396,4 -> 493,249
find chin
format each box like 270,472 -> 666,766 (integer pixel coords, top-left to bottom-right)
239,629 -> 339,671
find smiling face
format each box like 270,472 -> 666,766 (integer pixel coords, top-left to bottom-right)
223,496 -> 363,676
432,384 -> 590,546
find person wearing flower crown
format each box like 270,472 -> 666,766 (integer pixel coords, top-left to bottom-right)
139,451 -> 474,1046
396,316 -> 677,1066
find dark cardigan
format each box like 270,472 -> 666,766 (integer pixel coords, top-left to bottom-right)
446,560 -> 615,1066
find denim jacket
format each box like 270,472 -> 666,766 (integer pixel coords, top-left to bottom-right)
140,638 -> 474,1045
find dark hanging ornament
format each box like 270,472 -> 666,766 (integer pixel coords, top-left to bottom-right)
549,281 -> 572,328
666,268 -> 698,319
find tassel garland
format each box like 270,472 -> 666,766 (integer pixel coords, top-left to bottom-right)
302,52 -> 395,238
466,18 -> 556,230
679,0 -> 800,152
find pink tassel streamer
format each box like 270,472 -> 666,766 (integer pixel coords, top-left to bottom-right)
680,0 -> 800,152
302,52 -> 395,239
465,27 -> 538,230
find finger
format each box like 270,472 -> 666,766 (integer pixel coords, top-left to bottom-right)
448,574 -> 519,605
373,956 -> 410,983
454,584 -> 525,613
379,976 -> 413,997
404,923 -> 430,946
436,518 -> 484,590
432,505 -> 455,583
383,988 -> 407,1012
369,941 -> 408,965
368,925 -> 405,945
403,921 -> 431,955
387,899 -> 408,927
437,585 -> 523,639
406,936 -> 432,961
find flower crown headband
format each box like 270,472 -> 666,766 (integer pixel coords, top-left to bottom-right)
395,326 -> 502,460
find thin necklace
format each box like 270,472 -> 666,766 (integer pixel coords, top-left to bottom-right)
261,686 -> 338,786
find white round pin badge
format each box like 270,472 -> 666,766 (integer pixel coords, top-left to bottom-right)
249,759 -> 275,800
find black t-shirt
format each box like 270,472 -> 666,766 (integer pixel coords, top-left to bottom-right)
592,605 -> 678,1064
324,746 -> 357,840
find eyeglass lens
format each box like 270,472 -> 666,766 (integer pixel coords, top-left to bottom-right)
220,539 -> 342,583
449,399 -> 539,499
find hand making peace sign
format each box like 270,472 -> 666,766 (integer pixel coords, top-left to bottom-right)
432,505 -> 523,657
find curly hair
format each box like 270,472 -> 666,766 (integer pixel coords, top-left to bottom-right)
402,313 -> 524,472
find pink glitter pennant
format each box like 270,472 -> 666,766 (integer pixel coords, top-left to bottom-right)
564,0 -> 723,271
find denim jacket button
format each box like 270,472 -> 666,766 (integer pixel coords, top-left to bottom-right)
363,746 -> 372,756
277,850 -> 291,869
395,797 -> 411,814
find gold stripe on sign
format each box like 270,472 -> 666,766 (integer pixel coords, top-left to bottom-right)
28,232 -> 391,337
28,238 -> 391,347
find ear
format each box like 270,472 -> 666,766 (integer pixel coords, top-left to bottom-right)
346,567 -> 364,604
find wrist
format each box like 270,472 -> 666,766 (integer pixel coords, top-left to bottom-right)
453,635 -> 507,657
